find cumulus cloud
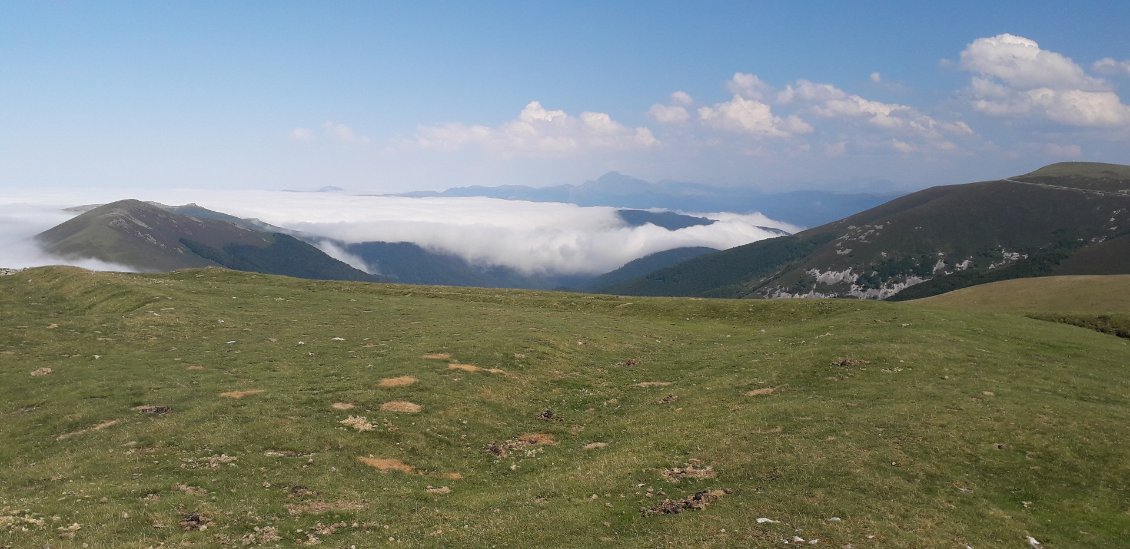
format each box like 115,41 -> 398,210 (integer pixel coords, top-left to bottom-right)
416,101 -> 658,155
779,80 -> 972,138
727,72 -> 772,99
959,33 -> 1130,127
1093,58 -> 1130,76
1,191 -> 795,277
698,95 -> 812,137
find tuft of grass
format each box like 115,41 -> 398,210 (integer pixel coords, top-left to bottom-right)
2,266 -> 1129,547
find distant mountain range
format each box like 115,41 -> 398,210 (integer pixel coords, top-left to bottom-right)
394,171 -> 899,227
600,162 -> 1130,299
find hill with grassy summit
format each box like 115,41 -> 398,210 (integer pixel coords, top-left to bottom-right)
35,199 -> 376,282
2,266 -> 1129,547
603,162 -> 1130,300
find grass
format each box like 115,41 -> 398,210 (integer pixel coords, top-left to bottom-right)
2,266 -> 1130,547
913,275 -> 1130,339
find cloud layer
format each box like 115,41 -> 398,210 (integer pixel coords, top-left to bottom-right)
0,191 -> 797,277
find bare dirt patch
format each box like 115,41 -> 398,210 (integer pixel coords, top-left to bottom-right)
264,449 -> 311,458
421,353 -> 452,360
485,433 -> 557,458
331,402 -> 355,411
831,358 -> 869,367
448,362 -> 481,372
179,512 -> 210,531
181,454 -> 237,469
378,375 -> 417,388
340,416 -> 376,432
286,500 -> 364,516
441,472 -> 464,480
358,456 -> 414,474
745,387 -> 778,396
641,489 -> 731,516
219,389 -> 264,399
583,442 -> 609,450
633,381 -> 673,388
426,486 -> 451,494
661,459 -> 716,483
185,365 -> 207,371
380,401 -> 423,413
656,394 -> 679,404
29,367 -> 53,377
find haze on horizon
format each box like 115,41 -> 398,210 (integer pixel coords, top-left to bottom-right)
2,2 -> 1129,195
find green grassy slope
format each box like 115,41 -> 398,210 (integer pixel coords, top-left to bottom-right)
609,162 -> 1130,300
2,267 -> 1129,547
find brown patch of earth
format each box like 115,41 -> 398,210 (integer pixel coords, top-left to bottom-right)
185,365 -> 207,371
288,485 -> 316,498
745,387 -> 778,396
29,367 -> 53,377
286,500 -> 364,516
656,394 -> 679,404
331,402 -> 355,410
485,433 -> 557,458
441,472 -> 464,480
179,512 -> 210,531
358,456 -> 414,474
661,459 -> 716,483
583,442 -> 609,450
426,486 -> 451,494
378,375 -> 417,388
218,389 -> 264,399
831,358 -> 869,367
633,381 -> 672,388
421,353 -> 452,360
380,401 -> 423,413
641,489 -> 731,516
339,416 -> 375,432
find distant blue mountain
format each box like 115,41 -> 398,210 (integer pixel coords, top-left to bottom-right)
395,172 -> 901,227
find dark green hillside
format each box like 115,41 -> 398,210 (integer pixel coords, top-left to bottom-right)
35,199 -> 376,282
2,266 -> 1129,547
586,246 -> 719,292
607,162 -> 1130,300
1011,161 -> 1130,192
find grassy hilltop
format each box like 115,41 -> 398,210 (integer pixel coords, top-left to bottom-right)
2,267 -> 1129,547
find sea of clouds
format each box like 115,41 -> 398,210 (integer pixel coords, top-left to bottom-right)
0,188 -> 799,276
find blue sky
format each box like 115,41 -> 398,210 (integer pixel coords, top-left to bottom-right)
3,1 -> 1130,193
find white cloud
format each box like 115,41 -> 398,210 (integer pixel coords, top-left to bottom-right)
727,72 -> 771,99
416,101 -> 658,155
648,103 -> 690,124
781,80 -> 971,136
1093,58 -> 1130,76
698,95 -> 812,137
671,91 -> 694,106
870,72 -> 882,84
959,34 -> 1130,127
1,191 -> 796,277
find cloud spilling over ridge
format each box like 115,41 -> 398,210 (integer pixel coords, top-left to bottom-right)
0,191 -> 797,276
0,203 -> 136,271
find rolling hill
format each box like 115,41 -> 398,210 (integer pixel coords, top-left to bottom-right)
603,162 -> 1130,300
1,266 -> 1128,546
35,199 -> 376,282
